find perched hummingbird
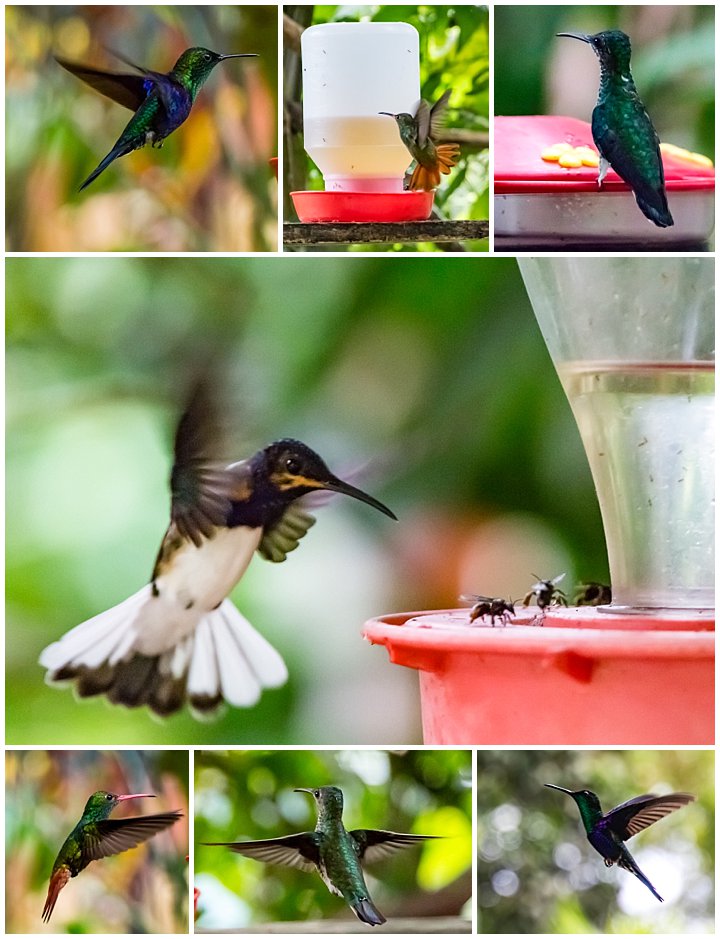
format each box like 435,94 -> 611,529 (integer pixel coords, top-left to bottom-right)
205,786 -> 437,926
545,783 -> 695,901
57,47 -> 257,190
380,90 -> 461,191
556,30 -> 673,227
39,383 -> 396,718
42,790 -> 182,922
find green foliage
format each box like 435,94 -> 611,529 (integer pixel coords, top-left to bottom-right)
477,750 -> 714,934
195,749 -> 471,927
5,750 -> 188,933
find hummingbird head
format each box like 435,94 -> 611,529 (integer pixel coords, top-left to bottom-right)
295,786 -> 345,822
545,784 -> 603,826
83,790 -> 155,820
557,29 -> 632,73
172,47 -> 257,91
260,439 -> 397,520
379,111 -> 417,134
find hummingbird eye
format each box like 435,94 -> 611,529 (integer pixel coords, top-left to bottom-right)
203,52 -> 212,61
285,457 -> 301,475
105,793 -> 114,801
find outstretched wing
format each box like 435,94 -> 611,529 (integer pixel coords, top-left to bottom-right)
81,810 -> 182,863
428,89 -> 452,139
414,99 -> 432,146
56,57 -> 149,111
604,793 -> 695,841
170,383 -> 248,547
206,833 -> 320,872
350,829 -> 439,864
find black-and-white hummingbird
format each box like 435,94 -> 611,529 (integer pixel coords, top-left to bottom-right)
39,384 -> 396,718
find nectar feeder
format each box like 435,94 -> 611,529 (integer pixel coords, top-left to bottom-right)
364,257 -> 714,746
292,22 -> 434,223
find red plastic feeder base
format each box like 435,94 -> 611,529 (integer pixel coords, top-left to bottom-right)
291,190 -> 434,223
363,608 -> 714,746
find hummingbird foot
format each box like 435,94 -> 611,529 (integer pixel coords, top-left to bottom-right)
597,155 -> 610,187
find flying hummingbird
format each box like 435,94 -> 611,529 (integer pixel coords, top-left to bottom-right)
39,383 -> 396,719
42,790 -> 182,922
56,46 -> 257,190
545,783 -> 695,901
204,785 -> 437,926
380,90 -> 461,191
556,30 -> 674,227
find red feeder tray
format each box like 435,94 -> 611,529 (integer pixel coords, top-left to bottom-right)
494,115 -> 715,247
291,189 -> 434,223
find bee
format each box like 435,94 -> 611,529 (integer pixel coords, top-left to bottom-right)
523,573 -> 568,611
574,582 -> 611,606
461,595 -> 516,626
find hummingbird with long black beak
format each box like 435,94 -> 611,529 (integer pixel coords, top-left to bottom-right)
545,783 -> 694,901
380,89 -> 460,190
42,790 -> 182,922
556,30 -> 673,227
39,383 -> 396,718
205,785 -> 437,926
57,46 -> 257,190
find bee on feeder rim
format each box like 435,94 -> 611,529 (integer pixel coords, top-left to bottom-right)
461,595 -> 516,626
574,582 -> 612,606
523,573 -> 568,611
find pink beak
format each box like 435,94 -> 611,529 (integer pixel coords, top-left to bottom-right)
115,792 -> 155,802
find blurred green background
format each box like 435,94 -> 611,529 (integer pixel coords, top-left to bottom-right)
477,749 -> 714,934
284,5 -> 489,251
195,749 -> 471,929
495,4 -> 714,158
7,255 -> 608,745
6,749 -> 188,934
6,5 -> 278,252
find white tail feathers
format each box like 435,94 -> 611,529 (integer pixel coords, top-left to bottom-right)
39,588 -> 288,718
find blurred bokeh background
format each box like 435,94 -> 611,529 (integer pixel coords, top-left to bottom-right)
6,5 -> 278,251
477,749 -> 714,934
495,4 -> 714,159
5,749 -> 188,933
195,749 -> 471,929
284,5 -> 489,251
7,256 -> 608,745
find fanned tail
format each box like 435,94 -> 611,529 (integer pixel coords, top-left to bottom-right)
79,136 -> 143,190
409,143 -> 461,191
351,897 -> 387,926
39,589 -> 287,718
42,866 -> 71,923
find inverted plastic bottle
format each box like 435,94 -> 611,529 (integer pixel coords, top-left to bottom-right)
301,22 -> 420,192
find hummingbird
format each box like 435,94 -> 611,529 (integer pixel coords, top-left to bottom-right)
380,89 -> 461,190
42,790 -> 182,922
204,785 -> 437,926
39,383 -> 396,719
56,46 -> 257,190
556,30 -> 674,227
545,783 -> 695,901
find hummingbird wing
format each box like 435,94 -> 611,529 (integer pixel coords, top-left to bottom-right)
257,505 -> 317,562
169,383 -> 248,547
414,99 -> 432,147
206,833 -> 320,871
55,57 -> 149,111
80,810 -> 182,863
428,89 -> 452,139
350,829 -> 439,863
604,792 -> 695,841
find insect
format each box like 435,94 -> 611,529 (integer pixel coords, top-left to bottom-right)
574,582 -> 612,606
523,573 -> 568,611
461,595 -> 516,626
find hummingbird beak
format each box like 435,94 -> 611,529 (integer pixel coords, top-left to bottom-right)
322,476 -> 397,520
115,792 -> 155,802
294,788 -> 314,796
544,783 -> 574,795
218,53 -> 258,60
556,32 -> 591,43
378,111 -> 396,118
